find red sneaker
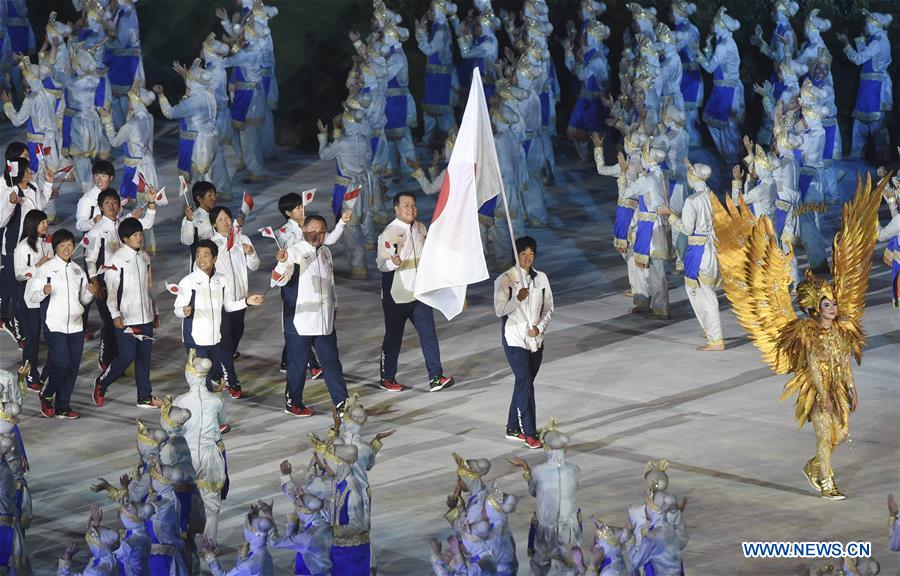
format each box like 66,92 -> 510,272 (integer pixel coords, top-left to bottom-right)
429,375 -> 455,392
83,331 -> 95,342
39,396 -> 55,418
92,379 -> 105,407
219,424 -> 232,434
227,387 -> 246,399
523,436 -> 542,450
309,367 -> 324,380
27,381 -> 42,393
55,409 -> 81,420
284,405 -> 313,417
379,378 -> 405,392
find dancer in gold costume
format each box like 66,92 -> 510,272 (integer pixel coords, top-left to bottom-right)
712,173 -> 887,500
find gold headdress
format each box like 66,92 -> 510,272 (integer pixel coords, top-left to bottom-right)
136,419 -> 157,448
593,520 -> 621,546
655,23 -> 675,45
796,269 -> 836,315
452,452 -> 482,480
753,144 -> 773,172
148,460 -> 170,484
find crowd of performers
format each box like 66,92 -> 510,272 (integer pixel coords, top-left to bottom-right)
1,0 -> 899,573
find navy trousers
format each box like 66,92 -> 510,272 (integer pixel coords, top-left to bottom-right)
284,330 -> 348,408
502,324 -> 543,437
99,322 -> 154,401
44,330 -> 84,413
380,290 -> 443,381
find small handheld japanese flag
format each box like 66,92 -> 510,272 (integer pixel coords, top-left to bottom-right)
164,282 -> 180,295
54,165 -> 74,178
301,188 -> 316,206
133,171 -> 148,194
179,175 -> 191,206
259,226 -> 277,240
344,186 -> 361,211
124,327 -> 157,342
241,191 -> 254,215
153,186 -> 169,206
270,269 -> 287,288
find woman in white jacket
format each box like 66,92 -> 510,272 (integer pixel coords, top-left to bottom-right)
13,209 -> 51,389
25,228 -> 98,419
209,206 -> 259,361
494,236 -> 553,450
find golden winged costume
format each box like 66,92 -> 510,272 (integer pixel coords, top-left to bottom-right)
712,173 -> 887,500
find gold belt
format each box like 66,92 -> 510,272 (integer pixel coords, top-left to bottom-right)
617,198 -> 637,209
688,235 -> 708,245
637,212 -> 658,222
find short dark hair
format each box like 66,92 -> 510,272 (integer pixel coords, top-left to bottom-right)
195,238 -> 218,258
278,192 -> 302,219
209,206 -> 233,227
117,217 -> 143,241
192,181 -> 217,206
4,142 -> 27,161
515,236 -> 537,256
97,188 -> 121,207
91,159 -> 115,178
393,191 -> 417,207
51,228 -> 75,253
304,214 -> 327,228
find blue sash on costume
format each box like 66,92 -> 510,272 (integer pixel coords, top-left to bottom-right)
423,24 -> 452,112
332,164 -> 348,217
634,196 -> 653,258
0,518 -> 12,566
329,479 -> 370,576
793,149 -> 813,200
854,49 -> 882,116
888,237 -> 899,306
24,119 -> 41,172
5,0 -> 32,53
177,119 -> 195,176
614,202 -> 635,244
145,520 -> 174,575
230,68 -> 253,126
703,66 -> 734,124
567,49 -> 608,134
683,237 -> 705,282
384,74 -> 409,137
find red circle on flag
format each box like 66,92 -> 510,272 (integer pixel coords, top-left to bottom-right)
306,193 -> 313,201
384,241 -> 391,249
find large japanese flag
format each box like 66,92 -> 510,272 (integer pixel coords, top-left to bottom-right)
413,70 -> 502,320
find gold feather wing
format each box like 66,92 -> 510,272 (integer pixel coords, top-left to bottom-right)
831,173 -> 886,361
712,194 -> 798,374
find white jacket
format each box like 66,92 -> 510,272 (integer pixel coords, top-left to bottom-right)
376,218 -> 427,304
84,209 -> 156,278
210,231 -> 259,300
103,246 -> 157,326
13,237 -> 53,309
274,241 -> 336,336
0,182 -> 52,255
180,207 -> 213,246
494,266 -> 553,350
173,269 -> 247,347
75,186 -> 102,233
25,256 -> 94,334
